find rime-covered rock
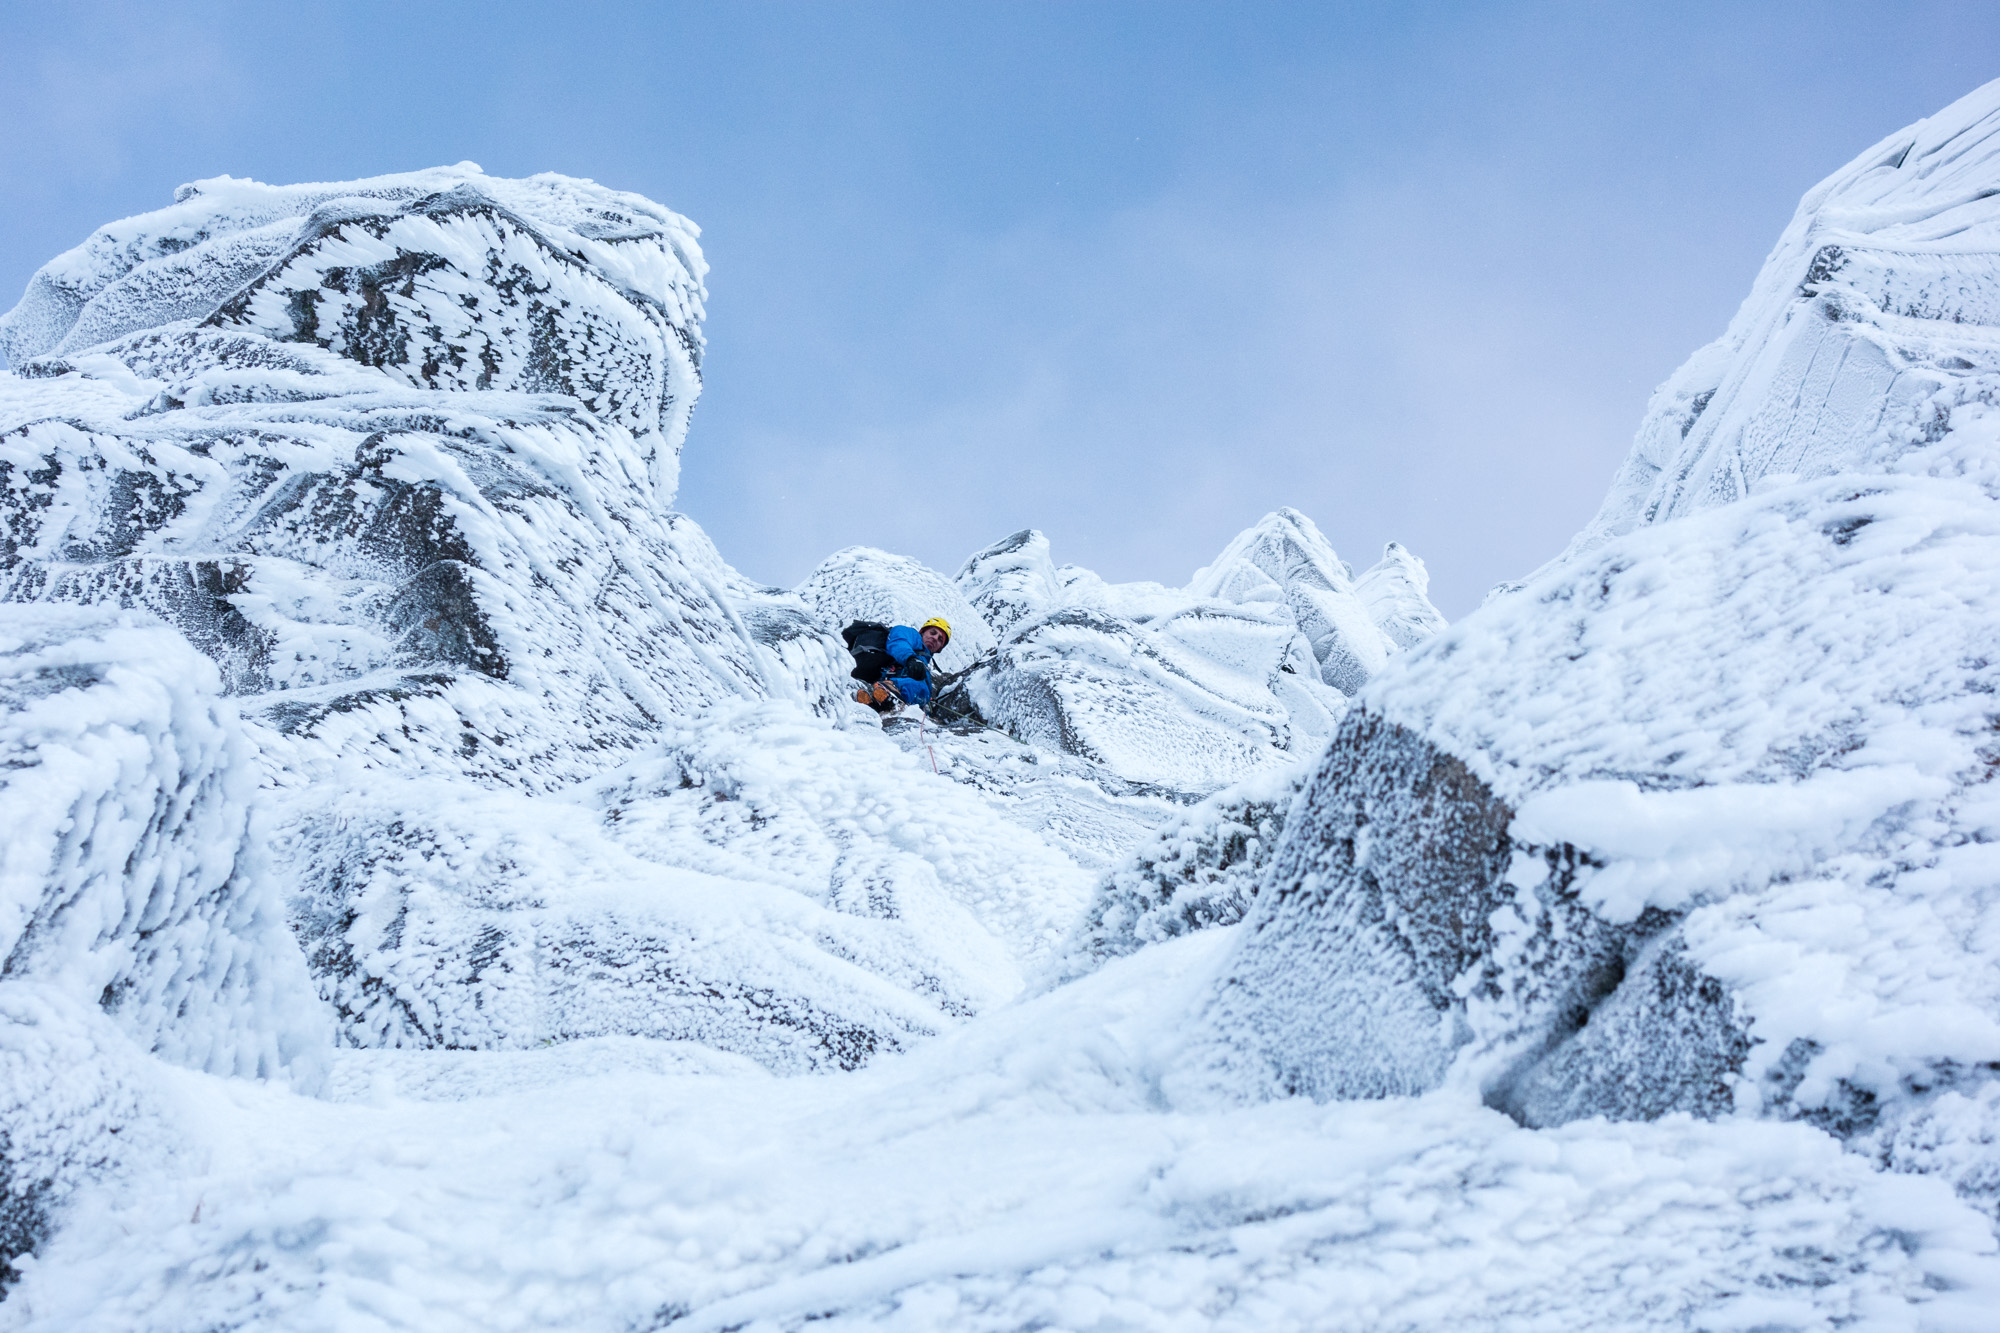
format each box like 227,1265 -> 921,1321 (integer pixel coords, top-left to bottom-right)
1190,508 -> 1394,695
0,605 -> 322,1288
0,170 -> 1013,1076
0,986 -> 180,1296
955,528 -> 1063,638
0,604 -> 324,1075
0,165 -> 863,789
1356,540 -> 1448,650
1062,758 -> 1308,976
275,700 -> 1095,1066
944,515 -> 1441,795
797,545 -> 996,674
1178,81 -> 2000,1220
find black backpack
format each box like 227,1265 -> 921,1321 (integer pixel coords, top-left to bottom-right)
842,620 -> 894,683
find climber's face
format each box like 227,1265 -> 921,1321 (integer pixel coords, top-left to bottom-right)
920,626 -> 947,654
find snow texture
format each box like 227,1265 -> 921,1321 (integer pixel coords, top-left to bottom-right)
1062,757 -> 1309,976
0,604 -> 323,1078
8,934 -> 2000,1331
1182,80 -> 2000,1258
951,516 -> 1440,795
0,604 -> 323,1291
25,90 -> 2000,1326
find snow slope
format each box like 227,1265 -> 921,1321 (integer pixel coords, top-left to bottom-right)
8,934 -> 1999,1331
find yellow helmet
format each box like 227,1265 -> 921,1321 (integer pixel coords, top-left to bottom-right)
920,616 -> 952,645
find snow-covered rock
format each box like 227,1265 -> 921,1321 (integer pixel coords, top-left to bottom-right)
0,604 -> 324,1076
0,165 -> 828,795
0,604 -> 323,1290
948,514 -> 1442,795
1062,757 -> 1308,976
1189,507 -> 1394,694
0,169 -> 1063,1081
1559,82 -> 2000,562
1178,79 -> 2000,1238
1356,539 -> 1449,650
0,986 -> 181,1298
0,165 -> 704,488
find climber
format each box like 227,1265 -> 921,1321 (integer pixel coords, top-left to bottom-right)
843,617 -> 951,713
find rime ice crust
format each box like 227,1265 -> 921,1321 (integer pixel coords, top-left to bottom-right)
941,516 -> 1441,794
0,170 -> 1053,1077
0,605 -> 326,1287
0,605 -> 325,1079
0,163 -> 763,794
1181,81 -> 2000,1211
0,164 -> 706,495
1561,82 -> 2000,562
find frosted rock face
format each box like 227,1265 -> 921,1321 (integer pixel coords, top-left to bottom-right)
1561,83 -> 2000,562
0,605 -> 324,1077
1188,473 -> 2000,1124
951,514 -> 1440,794
0,170 -> 982,1073
1356,540 -> 1448,650
0,165 -> 704,491
0,986 -> 179,1295
1184,82 -> 2000,1204
276,700 -> 1092,1065
955,527 -> 1062,638
971,599 -> 1321,792
1063,758 -> 1307,975
0,166 -> 799,790
1190,507 -> 1394,694
282,785 -> 957,1071
0,605 -> 321,1289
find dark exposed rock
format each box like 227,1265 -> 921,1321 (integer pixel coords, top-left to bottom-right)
1498,932 -> 1752,1127
1067,759 -> 1306,973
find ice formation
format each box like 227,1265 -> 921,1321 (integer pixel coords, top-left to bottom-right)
948,514 -> 1425,792
8,78 -> 2000,1328
1182,80 -> 2000,1196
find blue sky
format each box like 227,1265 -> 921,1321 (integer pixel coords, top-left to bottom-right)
3,2 -> 1997,614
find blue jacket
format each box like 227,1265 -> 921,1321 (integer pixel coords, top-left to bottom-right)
884,625 -> 936,705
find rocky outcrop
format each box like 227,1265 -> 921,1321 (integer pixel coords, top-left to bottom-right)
1063,758 -> 1308,975
1189,508 -> 1404,695
0,605 -> 325,1288
945,516 -> 1443,795
1355,540 -> 1448,650
0,168 -> 1021,1074
0,166 -> 852,791
1178,84 -> 2000,1226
